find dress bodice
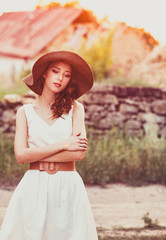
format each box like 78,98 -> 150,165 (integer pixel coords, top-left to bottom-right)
23,103 -> 74,148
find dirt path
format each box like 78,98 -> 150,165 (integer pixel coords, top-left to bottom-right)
1,183 -> 166,237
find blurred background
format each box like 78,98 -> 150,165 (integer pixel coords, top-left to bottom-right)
0,0 -> 166,188
1,1 -> 166,239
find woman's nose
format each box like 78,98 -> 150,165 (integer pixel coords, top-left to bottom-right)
58,72 -> 63,81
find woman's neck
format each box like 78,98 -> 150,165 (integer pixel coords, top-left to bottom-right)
35,96 -> 56,109
36,90 -> 59,108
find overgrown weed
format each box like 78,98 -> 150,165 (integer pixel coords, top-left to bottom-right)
1,127 -> 166,187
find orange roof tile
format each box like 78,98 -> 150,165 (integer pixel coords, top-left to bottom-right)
0,8 -> 82,59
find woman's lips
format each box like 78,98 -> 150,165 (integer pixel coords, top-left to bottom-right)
54,83 -> 61,88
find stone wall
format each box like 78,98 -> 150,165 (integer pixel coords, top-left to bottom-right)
1,84 -> 166,138
82,84 -> 166,137
0,93 -> 36,135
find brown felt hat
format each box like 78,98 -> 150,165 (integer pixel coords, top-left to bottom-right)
23,50 -> 94,99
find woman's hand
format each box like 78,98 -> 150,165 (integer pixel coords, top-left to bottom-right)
64,132 -> 88,151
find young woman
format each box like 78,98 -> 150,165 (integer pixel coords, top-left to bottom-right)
0,51 -> 98,240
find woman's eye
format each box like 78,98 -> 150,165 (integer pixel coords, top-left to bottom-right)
52,70 -> 59,74
65,74 -> 71,78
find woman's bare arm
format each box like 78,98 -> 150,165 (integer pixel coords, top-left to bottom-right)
14,104 -> 87,164
71,100 -> 87,160
38,150 -> 85,163
40,101 -> 87,162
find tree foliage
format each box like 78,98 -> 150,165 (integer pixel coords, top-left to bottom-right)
77,30 -> 113,81
36,1 -> 80,9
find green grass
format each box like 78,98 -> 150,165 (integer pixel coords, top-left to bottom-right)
1,127 -> 166,187
0,81 -> 29,99
76,127 -> 166,187
0,134 -> 28,187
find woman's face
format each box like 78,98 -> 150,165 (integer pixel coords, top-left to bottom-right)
43,61 -> 72,94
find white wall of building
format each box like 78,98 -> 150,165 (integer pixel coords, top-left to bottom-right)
0,56 -> 33,88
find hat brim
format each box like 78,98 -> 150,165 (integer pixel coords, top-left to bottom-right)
23,51 -> 94,99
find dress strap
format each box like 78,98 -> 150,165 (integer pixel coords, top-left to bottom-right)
23,103 -> 35,124
67,103 -> 74,118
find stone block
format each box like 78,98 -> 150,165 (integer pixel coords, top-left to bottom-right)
91,83 -> 114,93
1,110 -> 15,123
125,120 -> 142,129
107,112 -> 126,126
113,86 -> 128,97
119,104 -> 138,114
4,94 -> 22,108
139,102 -> 151,112
151,100 -> 166,115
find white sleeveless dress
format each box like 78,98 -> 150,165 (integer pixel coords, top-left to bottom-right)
0,103 -> 98,240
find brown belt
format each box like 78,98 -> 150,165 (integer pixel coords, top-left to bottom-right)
30,161 -> 76,174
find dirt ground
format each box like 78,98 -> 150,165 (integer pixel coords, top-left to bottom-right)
1,183 -> 166,238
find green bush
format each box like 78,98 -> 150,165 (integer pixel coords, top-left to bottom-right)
77,30 -> 113,81
0,65 -> 31,100
18,65 -> 31,81
100,72 -> 160,88
0,82 -> 28,100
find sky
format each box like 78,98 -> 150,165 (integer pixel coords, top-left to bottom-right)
1,0 -> 166,44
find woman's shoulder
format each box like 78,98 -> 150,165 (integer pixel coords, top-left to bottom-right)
16,105 -> 24,115
16,103 -> 33,118
16,104 -> 30,113
15,106 -> 27,123
73,100 -> 85,116
73,100 -> 84,109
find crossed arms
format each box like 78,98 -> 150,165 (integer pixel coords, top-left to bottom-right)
14,101 -> 88,164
